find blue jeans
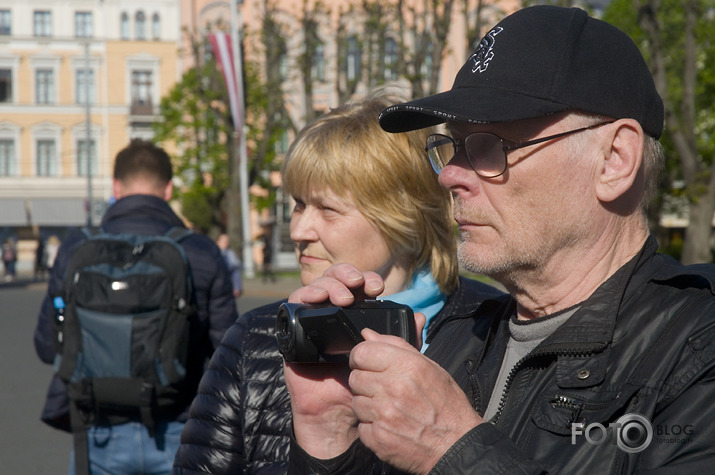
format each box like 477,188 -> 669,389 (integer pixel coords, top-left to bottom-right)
68,421 -> 184,475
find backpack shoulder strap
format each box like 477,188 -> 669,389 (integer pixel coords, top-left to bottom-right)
164,226 -> 193,243
80,227 -> 103,239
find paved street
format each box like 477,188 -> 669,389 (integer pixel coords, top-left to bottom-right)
0,275 -> 298,474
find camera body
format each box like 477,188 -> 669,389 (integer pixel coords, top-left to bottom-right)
275,299 -> 417,362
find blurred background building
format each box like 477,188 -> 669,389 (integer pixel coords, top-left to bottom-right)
0,0 -> 181,269
8,0 -> 698,277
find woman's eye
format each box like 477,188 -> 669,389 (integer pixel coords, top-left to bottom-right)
292,200 -> 305,213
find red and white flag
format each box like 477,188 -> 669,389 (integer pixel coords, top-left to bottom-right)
209,32 -> 243,134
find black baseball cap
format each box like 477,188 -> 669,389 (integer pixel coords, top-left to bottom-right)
379,5 -> 664,138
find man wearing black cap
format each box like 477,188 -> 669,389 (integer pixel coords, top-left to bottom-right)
283,5 -> 715,474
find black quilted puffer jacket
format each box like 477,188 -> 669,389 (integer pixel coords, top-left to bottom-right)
172,276 -> 504,474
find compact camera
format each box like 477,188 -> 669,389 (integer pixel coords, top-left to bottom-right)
275,300 -> 417,362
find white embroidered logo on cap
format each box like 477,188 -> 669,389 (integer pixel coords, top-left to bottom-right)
469,27 -> 503,73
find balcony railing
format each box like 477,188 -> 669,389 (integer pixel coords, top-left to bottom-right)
130,99 -> 154,116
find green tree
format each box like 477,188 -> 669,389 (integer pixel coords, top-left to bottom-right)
154,27 -> 276,242
605,0 -> 715,263
251,1 -> 293,190
153,48 -> 229,234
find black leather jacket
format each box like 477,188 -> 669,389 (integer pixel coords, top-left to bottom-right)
290,236 -> 715,474
172,276 -> 504,474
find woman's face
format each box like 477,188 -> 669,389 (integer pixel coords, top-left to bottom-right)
289,187 -> 400,289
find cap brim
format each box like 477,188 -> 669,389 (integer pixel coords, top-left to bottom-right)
378,87 -> 571,133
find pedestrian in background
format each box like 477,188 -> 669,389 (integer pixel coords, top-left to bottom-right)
260,232 -> 276,283
34,236 -> 47,281
216,233 -> 243,297
2,238 -> 17,282
34,139 -> 237,475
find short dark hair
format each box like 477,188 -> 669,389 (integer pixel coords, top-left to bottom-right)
113,139 -> 173,185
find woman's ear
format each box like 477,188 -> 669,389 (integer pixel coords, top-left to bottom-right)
594,119 -> 645,204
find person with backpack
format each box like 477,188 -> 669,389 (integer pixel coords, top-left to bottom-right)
33,139 -> 238,475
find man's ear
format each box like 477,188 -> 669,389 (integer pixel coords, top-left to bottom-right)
163,180 -> 174,201
594,119 -> 645,204
112,178 -> 124,200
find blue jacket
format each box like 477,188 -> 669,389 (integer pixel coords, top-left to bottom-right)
172,276 -> 504,474
33,194 -> 238,431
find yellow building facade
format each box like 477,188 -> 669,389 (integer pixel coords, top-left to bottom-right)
2,0 -> 527,270
0,0 -> 181,244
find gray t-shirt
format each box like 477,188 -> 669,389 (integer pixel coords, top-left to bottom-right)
483,306 -> 579,421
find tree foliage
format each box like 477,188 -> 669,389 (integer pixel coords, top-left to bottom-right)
154,25 -> 280,236
153,49 -> 230,234
604,0 -> 715,263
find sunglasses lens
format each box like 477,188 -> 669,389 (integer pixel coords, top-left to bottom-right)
425,134 -> 454,174
465,133 -> 506,178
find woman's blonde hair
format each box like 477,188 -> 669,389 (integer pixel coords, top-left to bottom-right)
281,88 -> 458,293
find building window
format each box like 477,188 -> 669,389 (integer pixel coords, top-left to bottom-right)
132,70 -> 152,105
274,130 -> 289,154
130,70 -> 153,114
120,12 -> 129,40
346,36 -> 361,81
152,13 -> 160,40
76,69 -> 95,104
421,42 -> 433,78
135,11 -> 146,40
36,69 -> 54,104
312,43 -> 325,81
0,69 -> 11,103
75,11 -> 93,38
0,139 -> 15,176
0,10 -> 11,36
384,37 -> 398,81
33,11 -> 52,37
77,139 -> 97,176
279,47 -> 289,81
36,140 -> 57,176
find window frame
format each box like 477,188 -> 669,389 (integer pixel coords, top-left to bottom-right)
345,36 -> 361,81
0,9 -> 11,36
35,69 -> 55,104
0,138 -> 16,176
33,10 -> 52,38
75,11 -> 93,38
120,12 -> 130,40
36,139 -> 58,176
135,11 -> 146,40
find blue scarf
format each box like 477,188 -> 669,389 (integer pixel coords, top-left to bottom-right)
380,269 -> 446,352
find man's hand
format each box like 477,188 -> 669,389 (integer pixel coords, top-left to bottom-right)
349,329 -> 485,474
284,262 -> 481,470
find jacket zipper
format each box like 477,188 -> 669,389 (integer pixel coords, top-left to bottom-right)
491,344 -> 603,426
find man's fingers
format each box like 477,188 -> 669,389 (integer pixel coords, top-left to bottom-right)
349,333 -> 421,376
